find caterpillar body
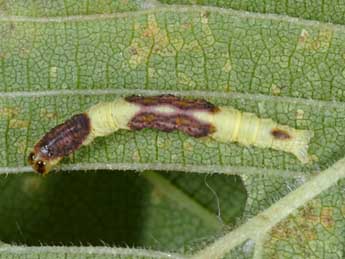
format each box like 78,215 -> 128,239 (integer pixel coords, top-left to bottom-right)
28,95 -> 314,174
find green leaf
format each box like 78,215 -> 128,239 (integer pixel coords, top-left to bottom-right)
192,158 -> 345,259
0,171 -> 245,249
0,0 -> 144,16
0,1 -> 345,258
159,0 -> 345,25
0,244 -> 183,259
1,7 -> 345,174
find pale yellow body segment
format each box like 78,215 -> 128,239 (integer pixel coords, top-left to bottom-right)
194,107 -> 313,163
85,98 -> 313,164
84,98 -> 140,145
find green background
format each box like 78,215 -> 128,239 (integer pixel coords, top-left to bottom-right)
1,0 -> 345,258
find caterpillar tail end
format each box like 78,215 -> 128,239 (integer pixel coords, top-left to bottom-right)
289,129 -> 314,164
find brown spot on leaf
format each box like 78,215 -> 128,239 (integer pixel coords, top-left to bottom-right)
0,107 -> 19,118
298,29 -> 309,45
142,14 -> 160,38
39,109 -> 58,120
298,28 -> 333,51
270,220 -> 294,240
9,119 -> 29,128
129,46 -> 138,55
320,207 -> 334,229
300,204 -> 319,223
269,214 -> 317,243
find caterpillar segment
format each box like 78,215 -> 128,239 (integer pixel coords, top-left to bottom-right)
28,95 -> 313,174
194,108 -> 313,163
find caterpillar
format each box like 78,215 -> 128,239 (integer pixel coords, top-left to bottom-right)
28,95 -> 314,174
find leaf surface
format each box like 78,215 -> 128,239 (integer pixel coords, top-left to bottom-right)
1,7 -> 345,174
160,0 -> 345,25
0,0 -> 144,16
0,1 -> 345,258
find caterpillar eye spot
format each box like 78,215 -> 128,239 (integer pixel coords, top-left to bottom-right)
271,128 -> 291,140
37,160 -> 45,166
35,160 -> 47,174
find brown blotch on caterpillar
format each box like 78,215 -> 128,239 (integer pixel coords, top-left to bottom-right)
271,128 -> 291,140
125,94 -> 220,113
28,113 -> 91,174
128,112 -> 216,138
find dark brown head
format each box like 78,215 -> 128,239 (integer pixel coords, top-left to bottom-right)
28,150 -> 61,175
28,113 -> 91,174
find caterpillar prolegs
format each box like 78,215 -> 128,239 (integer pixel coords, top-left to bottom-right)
28,95 -> 314,174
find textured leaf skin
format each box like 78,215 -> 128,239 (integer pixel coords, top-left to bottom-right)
263,180 -> 345,258
160,0 -> 345,25
0,0 -> 142,16
2,8 -> 345,173
1,0 -> 345,258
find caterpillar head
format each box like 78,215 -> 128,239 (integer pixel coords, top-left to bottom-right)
28,113 -> 91,175
28,149 -> 62,175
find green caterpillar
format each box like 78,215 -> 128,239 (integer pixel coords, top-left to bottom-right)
28,95 -> 313,174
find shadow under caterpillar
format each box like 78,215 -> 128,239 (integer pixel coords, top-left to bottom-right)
28,95 -> 314,174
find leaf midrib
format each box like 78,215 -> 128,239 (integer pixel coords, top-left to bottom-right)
0,244 -> 185,259
1,89 -> 344,109
0,4 -> 344,31
192,156 -> 345,259
0,163 -> 309,177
